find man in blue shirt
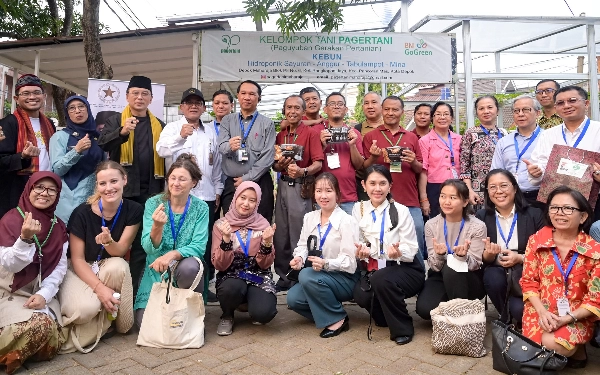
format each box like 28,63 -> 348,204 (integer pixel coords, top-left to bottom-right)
491,94 -> 544,209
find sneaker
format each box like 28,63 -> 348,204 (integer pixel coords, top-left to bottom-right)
217,319 -> 233,336
207,290 -> 218,303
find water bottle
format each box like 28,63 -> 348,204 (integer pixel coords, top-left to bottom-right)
107,292 -> 120,321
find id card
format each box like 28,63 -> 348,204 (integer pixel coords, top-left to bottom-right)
327,153 -> 341,169
446,255 -> 468,273
557,297 -> 570,317
237,149 -> 249,162
557,158 -> 588,178
209,151 -> 214,166
390,161 -> 402,173
377,258 -> 387,270
91,261 -> 100,275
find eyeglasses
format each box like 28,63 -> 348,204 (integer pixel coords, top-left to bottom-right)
434,112 -> 451,118
183,101 -> 204,107
67,105 -> 87,113
326,102 -> 345,108
554,98 -> 585,107
17,91 -> 43,97
549,205 -> 581,215
534,88 -> 556,95
487,183 -> 513,193
32,184 -> 58,196
129,91 -> 151,98
512,108 -> 533,114
168,176 -> 191,183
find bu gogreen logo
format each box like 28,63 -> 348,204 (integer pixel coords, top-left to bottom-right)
405,39 -> 432,56
222,35 -> 240,48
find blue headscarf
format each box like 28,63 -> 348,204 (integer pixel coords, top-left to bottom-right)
62,95 -> 104,190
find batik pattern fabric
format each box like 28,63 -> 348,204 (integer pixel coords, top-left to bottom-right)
520,226 -> 600,350
537,113 -> 563,129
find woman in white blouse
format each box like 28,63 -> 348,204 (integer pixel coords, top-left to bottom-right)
287,173 -> 359,338
352,165 -> 425,345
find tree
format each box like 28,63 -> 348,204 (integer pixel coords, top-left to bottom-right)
352,83 -> 404,124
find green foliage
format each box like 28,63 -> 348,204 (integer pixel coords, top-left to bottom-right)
271,110 -> 284,132
352,83 -> 404,124
3,99 -> 10,118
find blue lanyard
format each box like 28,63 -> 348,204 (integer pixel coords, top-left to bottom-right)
435,131 -> 455,166
513,127 -> 541,174
317,223 -> 332,252
98,199 -> 123,259
239,112 -> 258,147
235,229 -> 253,257
495,212 -> 517,249
551,249 -> 579,297
167,196 -> 191,248
561,118 -> 590,148
214,120 -> 220,136
443,218 -> 465,255
371,208 -> 386,255
480,125 -> 502,145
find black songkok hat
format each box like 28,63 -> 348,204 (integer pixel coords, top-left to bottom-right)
127,75 -> 152,92
15,74 -> 43,91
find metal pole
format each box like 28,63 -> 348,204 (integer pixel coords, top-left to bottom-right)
34,50 -> 40,76
462,20 -> 474,129
382,83 -> 387,98
0,65 -> 5,118
494,52 -> 501,93
587,24 -> 598,120
192,33 -> 199,89
11,68 -> 18,112
454,81 -> 460,134
400,0 -> 409,32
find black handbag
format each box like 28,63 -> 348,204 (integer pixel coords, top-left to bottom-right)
286,235 -> 321,282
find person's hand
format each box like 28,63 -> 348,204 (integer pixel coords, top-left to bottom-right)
95,284 -> 119,313
216,219 -> 232,242
369,140 -> 382,159
592,162 -> 600,183
308,256 -> 325,271
277,156 -> 293,171
152,203 -> 168,227
120,117 -> 138,136
23,294 -> 46,309
483,237 -> 502,257
348,128 -> 359,146
229,136 -> 242,152
234,177 -> 243,187
432,238 -> 447,255
523,159 -> 542,178
387,243 -> 401,259
453,240 -> 471,257
290,256 -> 303,270
262,224 -> 276,244
180,123 -> 195,139
402,148 -> 416,164
0,125 -> 5,142
537,308 -> 560,332
21,141 -> 40,159
498,250 -> 523,268
214,195 -> 220,213
149,253 -> 175,273
95,226 -> 114,246
20,212 -> 41,240
468,189 -> 481,205
279,119 -> 290,130
556,314 -> 574,329
355,243 -> 371,258
420,199 -> 431,216
74,133 -> 91,153
287,163 -> 303,179
319,129 -> 331,147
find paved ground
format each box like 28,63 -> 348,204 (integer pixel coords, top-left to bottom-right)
15,294 -> 600,375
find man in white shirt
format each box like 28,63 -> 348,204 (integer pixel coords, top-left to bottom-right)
156,88 -> 223,300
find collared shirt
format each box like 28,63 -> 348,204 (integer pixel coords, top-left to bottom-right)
292,206 -> 358,274
491,127 -> 543,192
218,111 -> 276,181
419,130 -> 461,183
156,116 -> 223,200
529,117 -> 600,185
275,122 -> 324,172
360,119 -> 383,136
537,112 -> 563,129
351,199 -> 419,263
495,206 -> 519,251
411,128 -> 430,139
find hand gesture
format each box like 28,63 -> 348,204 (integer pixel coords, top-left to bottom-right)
75,133 -> 91,153
120,117 -> 138,136
401,148 -> 416,164
432,238 -> 447,255
21,212 -> 41,240
483,237 -> 502,256
320,129 -> 331,146
23,294 -> 46,309
95,226 -> 114,246
95,283 -> 120,313
387,243 -> 401,259
152,203 -> 167,227
348,128 -> 359,146
290,256 -> 303,270
355,242 -> 371,259
21,141 -> 40,158
369,140 -> 382,159
262,224 -> 276,243
287,163 -> 302,179
180,123 -> 195,139
593,162 -> 600,183
216,219 -> 232,242
523,159 -> 542,178
0,125 -> 5,142
498,250 -> 522,268
229,136 -> 242,152
453,239 -> 471,257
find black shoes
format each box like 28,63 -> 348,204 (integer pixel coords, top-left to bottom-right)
394,335 -> 413,345
567,346 -> 587,369
320,316 -> 349,338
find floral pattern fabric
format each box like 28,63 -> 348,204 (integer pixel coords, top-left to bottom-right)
520,227 -> 600,350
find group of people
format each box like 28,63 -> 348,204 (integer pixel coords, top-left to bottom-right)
0,73 -> 600,373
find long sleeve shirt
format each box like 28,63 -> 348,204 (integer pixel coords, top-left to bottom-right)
292,206 -> 358,274
156,117 -> 223,200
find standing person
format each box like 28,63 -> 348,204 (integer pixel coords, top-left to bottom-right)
50,95 -> 105,223
0,172 -> 68,374
212,89 -> 235,137
0,74 -> 50,217
218,80 -> 275,223
352,165 -> 425,345
535,79 -> 562,129
314,92 -> 364,215
156,88 -> 222,302
460,95 -> 507,208
97,75 -> 166,298
418,102 -> 461,219
411,103 -> 432,139
272,95 -> 323,292
491,94 -> 544,209
299,87 -> 327,127
355,92 -> 383,201
363,96 -> 425,262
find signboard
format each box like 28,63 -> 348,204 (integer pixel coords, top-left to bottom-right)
201,31 -> 453,83
87,78 -> 166,122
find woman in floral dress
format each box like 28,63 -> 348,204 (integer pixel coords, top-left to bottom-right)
521,186 -> 600,368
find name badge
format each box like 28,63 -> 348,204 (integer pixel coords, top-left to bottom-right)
91,261 -> 100,275
377,258 -> 387,270
390,161 -> 402,173
237,149 -> 249,162
446,254 -> 468,273
557,158 -> 588,179
327,153 -> 341,169
557,297 -> 570,317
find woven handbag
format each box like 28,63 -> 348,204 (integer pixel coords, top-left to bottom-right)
431,298 -> 487,357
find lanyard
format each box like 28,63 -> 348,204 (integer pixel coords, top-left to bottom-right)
514,127 -> 541,174
435,131 -> 455,166
98,199 -> 123,259
496,212 -> 517,249
317,223 -> 332,251
285,130 -> 299,144
214,120 -> 219,136
235,229 -> 253,257
168,196 -> 191,249
371,208 -> 386,255
551,249 -> 579,297
239,112 -> 258,147
380,130 -> 404,147
561,118 -> 590,148
443,218 -> 465,255
480,125 -> 502,145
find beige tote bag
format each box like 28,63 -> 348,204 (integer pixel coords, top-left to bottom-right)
137,257 -> 205,349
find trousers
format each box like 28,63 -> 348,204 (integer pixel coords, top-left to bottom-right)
483,264 -> 524,322
216,278 -> 277,324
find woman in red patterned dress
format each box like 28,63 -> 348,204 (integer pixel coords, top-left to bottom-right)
521,186 -> 600,368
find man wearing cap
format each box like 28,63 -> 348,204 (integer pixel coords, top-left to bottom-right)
218,80 -> 276,222
0,74 -> 48,217
156,88 -> 222,301
98,75 -> 166,297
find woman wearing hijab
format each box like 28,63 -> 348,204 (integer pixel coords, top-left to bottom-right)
0,172 -> 68,374
49,95 -> 105,223
212,181 -> 277,336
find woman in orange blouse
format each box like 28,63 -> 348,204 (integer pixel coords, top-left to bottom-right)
521,186 -> 600,368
